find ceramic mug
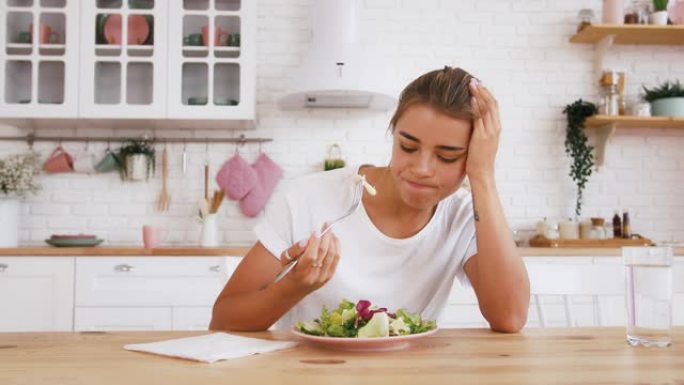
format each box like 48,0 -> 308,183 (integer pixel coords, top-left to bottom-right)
39,24 -> 59,44
227,33 -> 240,47
73,150 -> 97,174
17,31 -> 31,44
184,33 -> 203,46
29,24 -> 59,44
142,225 -> 162,248
94,150 -> 120,173
201,25 -> 229,46
43,146 -> 74,173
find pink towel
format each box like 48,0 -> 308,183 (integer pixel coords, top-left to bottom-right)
239,153 -> 283,217
215,154 -> 258,201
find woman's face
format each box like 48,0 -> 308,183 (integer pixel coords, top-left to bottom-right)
389,102 -> 472,210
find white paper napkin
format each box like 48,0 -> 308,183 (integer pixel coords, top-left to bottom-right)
124,332 -> 298,363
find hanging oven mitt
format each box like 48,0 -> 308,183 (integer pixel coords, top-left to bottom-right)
215,153 -> 258,201
239,153 -> 283,218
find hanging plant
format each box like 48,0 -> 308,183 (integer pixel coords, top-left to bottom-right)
117,138 -> 156,182
563,99 -> 598,218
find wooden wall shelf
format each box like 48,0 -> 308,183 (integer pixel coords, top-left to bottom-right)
586,115 -> 684,129
584,115 -> 684,168
570,24 -> 684,45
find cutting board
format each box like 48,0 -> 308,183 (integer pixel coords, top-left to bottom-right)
529,234 -> 654,248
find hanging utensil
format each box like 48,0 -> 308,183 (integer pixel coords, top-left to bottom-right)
156,145 -> 170,212
204,142 -> 209,200
181,141 -> 188,176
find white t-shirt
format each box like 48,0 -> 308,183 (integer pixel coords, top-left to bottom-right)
253,165 -> 478,329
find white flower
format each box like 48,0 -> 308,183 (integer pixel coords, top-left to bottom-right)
0,152 -> 41,199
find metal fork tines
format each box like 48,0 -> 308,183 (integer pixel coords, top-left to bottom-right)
261,179 -> 365,289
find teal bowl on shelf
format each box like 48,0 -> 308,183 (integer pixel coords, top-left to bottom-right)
188,97 -> 208,105
215,98 -> 238,106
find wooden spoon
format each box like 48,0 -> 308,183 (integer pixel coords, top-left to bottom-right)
156,147 -> 170,212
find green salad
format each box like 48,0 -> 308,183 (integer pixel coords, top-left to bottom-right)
295,299 -> 437,338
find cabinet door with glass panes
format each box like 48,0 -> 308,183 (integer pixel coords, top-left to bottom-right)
0,0 -> 79,118
79,0 -> 167,119
167,0 -> 254,121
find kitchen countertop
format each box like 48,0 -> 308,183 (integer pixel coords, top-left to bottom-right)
0,246 -> 683,257
0,246 -> 252,256
0,327 -> 681,385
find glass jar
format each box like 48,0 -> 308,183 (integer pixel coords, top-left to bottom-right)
624,2 -> 640,23
577,9 -> 595,32
590,217 -> 606,239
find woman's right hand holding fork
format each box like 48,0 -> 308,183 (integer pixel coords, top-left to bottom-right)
278,223 -> 341,295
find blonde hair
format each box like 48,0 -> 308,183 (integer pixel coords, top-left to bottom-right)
389,66 -> 476,131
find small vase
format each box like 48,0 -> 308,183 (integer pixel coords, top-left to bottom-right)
199,214 -> 219,247
602,0 -> 624,24
126,154 -> 149,181
649,10 -> 669,25
0,199 -> 20,247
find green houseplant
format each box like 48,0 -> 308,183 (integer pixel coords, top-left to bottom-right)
563,99 -> 598,218
650,0 -> 669,24
117,138 -> 155,181
643,80 -> 684,117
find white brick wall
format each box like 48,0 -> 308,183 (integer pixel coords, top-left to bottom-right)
2,0 -> 684,246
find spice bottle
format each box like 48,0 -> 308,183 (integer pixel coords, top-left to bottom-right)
612,210 -> 622,238
622,210 -> 631,239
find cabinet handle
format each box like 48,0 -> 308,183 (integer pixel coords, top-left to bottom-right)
209,265 -> 221,272
114,264 -> 134,272
0,263 -> 7,272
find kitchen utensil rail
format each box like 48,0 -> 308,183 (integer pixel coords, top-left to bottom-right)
0,134 -> 272,147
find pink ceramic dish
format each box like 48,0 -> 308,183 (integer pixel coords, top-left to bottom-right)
104,14 -> 150,45
291,328 -> 439,351
50,234 -> 97,240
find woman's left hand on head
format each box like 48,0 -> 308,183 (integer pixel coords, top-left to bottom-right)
466,79 -> 501,182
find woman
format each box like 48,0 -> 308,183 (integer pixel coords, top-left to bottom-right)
210,67 -> 530,333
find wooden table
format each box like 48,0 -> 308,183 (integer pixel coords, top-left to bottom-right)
1,328 -> 682,385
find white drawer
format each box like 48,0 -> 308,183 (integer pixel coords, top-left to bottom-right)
75,257 -> 227,307
172,306 -> 213,331
75,307 -> 172,331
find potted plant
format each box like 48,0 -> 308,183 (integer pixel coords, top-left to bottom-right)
643,80 -> 684,117
0,152 -> 41,247
563,99 -> 598,218
649,0 -> 670,25
117,138 -> 156,181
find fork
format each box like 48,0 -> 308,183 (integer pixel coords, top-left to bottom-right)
261,179 -> 365,289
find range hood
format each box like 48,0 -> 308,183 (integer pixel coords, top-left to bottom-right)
278,0 -> 397,110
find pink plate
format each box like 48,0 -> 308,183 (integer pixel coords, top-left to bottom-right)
50,234 -> 97,240
291,328 -> 439,351
104,14 -> 149,45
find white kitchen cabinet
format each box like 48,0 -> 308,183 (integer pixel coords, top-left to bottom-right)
0,0 -> 80,118
78,0 -> 168,119
74,306 -> 172,331
0,0 -> 255,126
166,0 -> 255,125
74,256 -> 235,331
0,257 -> 74,332
75,256 -> 228,306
